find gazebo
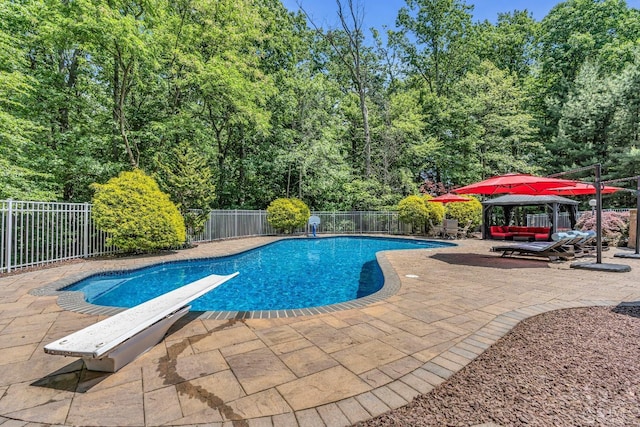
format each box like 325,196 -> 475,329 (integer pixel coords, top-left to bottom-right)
481,194 -> 579,240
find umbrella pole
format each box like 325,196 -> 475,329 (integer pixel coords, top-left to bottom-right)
595,164 -> 603,264
636,176 -> 640,255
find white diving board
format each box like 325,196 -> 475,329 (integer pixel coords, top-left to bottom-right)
45,272 -> 238,372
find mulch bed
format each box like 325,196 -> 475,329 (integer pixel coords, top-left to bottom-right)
357,306 -> 640,426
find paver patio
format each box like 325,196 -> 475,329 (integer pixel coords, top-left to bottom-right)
1,236 -> 639,426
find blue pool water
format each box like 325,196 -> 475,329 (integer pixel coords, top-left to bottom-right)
65,236 -> 454,311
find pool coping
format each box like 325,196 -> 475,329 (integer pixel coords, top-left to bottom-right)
30,235 -> 452,319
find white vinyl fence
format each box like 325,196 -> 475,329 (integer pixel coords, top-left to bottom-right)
191,210 -> 410,241
3,199 -> 632,273
1,200 -> 116,273
527,209 -> 630,229
1,202 -> 410,273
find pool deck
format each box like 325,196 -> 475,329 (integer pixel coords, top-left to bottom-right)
1,236 -> 639,427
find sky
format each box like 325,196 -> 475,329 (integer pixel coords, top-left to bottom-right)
281,1 -> 639,32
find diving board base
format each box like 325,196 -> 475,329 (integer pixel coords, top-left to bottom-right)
45,272 -> 238,373
82,305 -> 190,372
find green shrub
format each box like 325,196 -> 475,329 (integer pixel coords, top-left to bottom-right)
445,196 -> 482,232
267,198 -> 310,233
398,196 -> 428,233
423,195 -> 445,226
290,198 -> 311,226
91,169 -> 186,252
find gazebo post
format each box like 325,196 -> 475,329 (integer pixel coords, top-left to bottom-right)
552,202 -> 559,235
482,205 -> 492,239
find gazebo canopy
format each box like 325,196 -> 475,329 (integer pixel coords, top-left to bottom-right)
480,194 -> 579,239
481,194 -> 579,207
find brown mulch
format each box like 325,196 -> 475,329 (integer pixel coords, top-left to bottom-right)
357,306 -> 640,427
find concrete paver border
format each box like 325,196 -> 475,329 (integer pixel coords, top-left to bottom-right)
29,235 -> 441,319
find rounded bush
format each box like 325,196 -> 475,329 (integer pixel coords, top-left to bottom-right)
398,195 -> 429,232
290,198 -> 311,227
91,169 -> 186,252
576,210 -> 630,246
267,198 -> 310,233
445,196 -> 482,232
423,195 -> 445,225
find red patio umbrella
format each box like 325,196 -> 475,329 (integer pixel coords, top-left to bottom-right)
537,182 -> 623,196
452,173 -> 579,195
426,193 -> 471,203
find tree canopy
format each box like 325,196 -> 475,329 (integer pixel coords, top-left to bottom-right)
2,0 -> 640,208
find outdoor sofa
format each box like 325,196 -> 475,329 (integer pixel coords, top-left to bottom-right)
489,225 -> 551,241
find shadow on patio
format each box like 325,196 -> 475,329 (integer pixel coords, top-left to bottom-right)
429,252 -> 551,269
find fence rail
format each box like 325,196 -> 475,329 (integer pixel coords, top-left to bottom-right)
1,202 -> 409,273
527,209 -> 630,229
191,210 -> 410,241
3,199 -> 629,273
1,200 -> 116,273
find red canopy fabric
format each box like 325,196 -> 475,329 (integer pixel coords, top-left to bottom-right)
427,193 -> 471,203
537,182 -> 622,196
452,173 -> 579,195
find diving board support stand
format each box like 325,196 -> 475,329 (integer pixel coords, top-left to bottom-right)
44,272 -> 238,372
82,305 -> 191,372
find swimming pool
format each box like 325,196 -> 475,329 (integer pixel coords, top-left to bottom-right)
64,236 -> 454,312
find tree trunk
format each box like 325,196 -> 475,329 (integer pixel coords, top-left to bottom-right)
358,86 -> 371,177
113,47 -> 138,168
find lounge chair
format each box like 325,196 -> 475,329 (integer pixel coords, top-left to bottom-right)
553,231 -> 601,256
44,272 -> 238,372
491,238 -> 575,261
573,231 -> 611,254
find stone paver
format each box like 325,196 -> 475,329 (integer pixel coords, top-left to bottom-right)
0,236 -> 639,426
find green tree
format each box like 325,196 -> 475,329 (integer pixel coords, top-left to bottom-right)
154,142 -> 216,235
551,61 -> 617,171
534,0 -> 640,146
0,2 -> 59,200
394,0 -> 476,96
185,0 -> 276,207
453,61 -> 543,179
91,169 -> 186,252
372,88 -> 428,196
475,10 -> 538,80
609,52 -> 640,177
76,0 -> 166,168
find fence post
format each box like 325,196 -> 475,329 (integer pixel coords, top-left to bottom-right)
5,199 -> 13,273
234,209 -> 238,237
83,203 -> 89,258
